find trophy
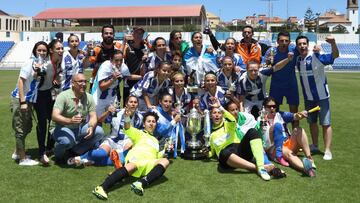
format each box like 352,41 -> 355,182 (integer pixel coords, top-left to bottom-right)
124,25 -> 134,54
203,20 -> 211,35
183,107 -> 209,160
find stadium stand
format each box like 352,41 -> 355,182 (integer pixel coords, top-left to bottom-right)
0,41 -> 15,61
321,43 -> 360,70
0,41 -> 34,69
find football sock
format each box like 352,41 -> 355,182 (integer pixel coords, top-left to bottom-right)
139,164 -> 166,187
101,167 -> 129,192
250,138 -> 265,168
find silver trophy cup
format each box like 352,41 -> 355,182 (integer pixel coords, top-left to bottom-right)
184,107 -> 208,159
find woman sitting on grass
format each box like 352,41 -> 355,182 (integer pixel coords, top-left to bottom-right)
67,96 -> 143,168
92,111 -> 171,199
226,101 -> 286,179
208,98 -> 275,181
261,97 -> 317,177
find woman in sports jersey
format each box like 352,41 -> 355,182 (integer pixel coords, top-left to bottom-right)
150,91 -> 182,150
130,61 -> 172,111
92,111 -> 170,199
218,37 -> 246,74
216,57 -> 241,108
60,34 -> 86,91
67,96 -> 143,168
169,30 -> 189,56
144,37 -> 172,73
33,39 -> 64,165
199,72 -> 228,110
168,71 -> 192,112
208,98 -> 274,181
261,97 -> 317,177
11,41 -> 51,166
183,32 -> 218,87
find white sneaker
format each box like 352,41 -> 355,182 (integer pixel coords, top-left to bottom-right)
323,151 -> 332,160
258,168 -> 271,181
19,158 -> 39,166
11,153 -> 30,160
67,157 -> 94,167
40,154 -> 50,165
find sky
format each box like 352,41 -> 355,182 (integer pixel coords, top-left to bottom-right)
0,0 -> 358,22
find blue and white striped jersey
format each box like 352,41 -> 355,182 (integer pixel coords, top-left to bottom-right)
168,87 -> 193,110
216,69 -> 239,92
130,71 -> 170,98
108,108 -> 143,143
236,68 -> 273,102
200,86 -> 228,110
145,52 -> 172,73
296,52 -> 334,101
61,50 -> 85,90
183,46 -> 218,86
218,53 -> 246,72
11,58 -> 41,103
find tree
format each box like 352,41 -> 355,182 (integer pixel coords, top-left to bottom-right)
304,7 -> 316,32
182,24 -> 197,32
332,24 -> 349,33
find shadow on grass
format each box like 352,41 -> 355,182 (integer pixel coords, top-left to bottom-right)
216,164 -> 252,174
107,175 -> 169,193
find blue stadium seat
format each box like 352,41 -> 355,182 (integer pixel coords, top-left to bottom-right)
321,43 -> 360,70
0,41 -> 15,62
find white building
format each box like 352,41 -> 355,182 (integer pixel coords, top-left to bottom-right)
346,0 -> 359,33
0,10 -> 32,41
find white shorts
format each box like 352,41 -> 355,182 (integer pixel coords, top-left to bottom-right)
101,137 -> 132,153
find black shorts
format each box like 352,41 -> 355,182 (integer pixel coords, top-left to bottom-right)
218,128 -> 261,169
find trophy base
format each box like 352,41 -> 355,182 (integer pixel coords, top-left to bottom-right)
186,86 -> 199,93
183,148 -> 207,160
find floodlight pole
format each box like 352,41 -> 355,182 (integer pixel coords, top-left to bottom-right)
260,0 -> 279,30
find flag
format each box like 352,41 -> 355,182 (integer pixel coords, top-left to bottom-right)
298,18 -> 305,26
259,20 -> 265,26
232,20 -> 238,26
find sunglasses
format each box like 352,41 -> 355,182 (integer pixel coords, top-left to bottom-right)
265,105 -> 277,109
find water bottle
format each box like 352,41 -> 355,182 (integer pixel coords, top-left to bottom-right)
259,107 -> 267,130
126,25 -> 134,44
76,102 -> 83,119
269,47 -> 275,65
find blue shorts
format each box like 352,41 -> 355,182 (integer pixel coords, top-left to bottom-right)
305,98 -> 331,126
269,86 -> 299,106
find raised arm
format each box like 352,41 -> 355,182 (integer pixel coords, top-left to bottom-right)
326,36 -> 339,59
272,52 -> 294,72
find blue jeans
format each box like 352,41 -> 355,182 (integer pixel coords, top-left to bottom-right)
305,98 -> 331,125
53,123 -> 104,159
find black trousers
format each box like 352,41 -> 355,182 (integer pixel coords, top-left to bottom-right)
218,128 -> 261,169
34,89 -> 54,156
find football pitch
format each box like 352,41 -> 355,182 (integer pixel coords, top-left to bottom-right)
0,70 -> 359,202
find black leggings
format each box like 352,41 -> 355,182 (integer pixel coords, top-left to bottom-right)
218,128 -> 261,168
34,89 -> 54,156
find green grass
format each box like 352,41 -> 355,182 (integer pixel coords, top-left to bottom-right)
1,71 -> 359,202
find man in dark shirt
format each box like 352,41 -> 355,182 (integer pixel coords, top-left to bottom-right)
122,26 -> 146,105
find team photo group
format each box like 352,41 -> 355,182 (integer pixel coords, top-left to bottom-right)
10,23 -> 338,200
